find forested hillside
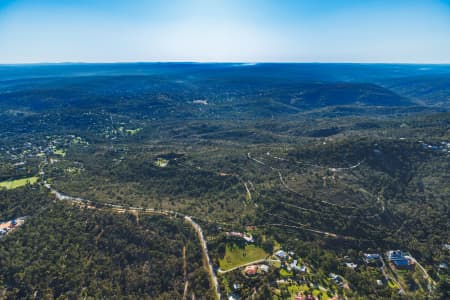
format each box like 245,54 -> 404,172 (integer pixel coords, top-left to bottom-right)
0,63 -> 449,299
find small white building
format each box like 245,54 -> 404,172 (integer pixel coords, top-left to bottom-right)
345,262 -> 358,269
275,250 -> 288,259
259,264 -> 270,273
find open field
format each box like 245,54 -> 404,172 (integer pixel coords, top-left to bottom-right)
0,176 -> 39,190
219,244 -> 268,271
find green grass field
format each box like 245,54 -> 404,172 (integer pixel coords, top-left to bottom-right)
0,176 -> 39,190
219,244 -> 268,271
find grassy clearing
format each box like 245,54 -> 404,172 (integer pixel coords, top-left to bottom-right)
126,128 -> 143,135
54,149 -> 66,157
271,260 -> 282,268
219,244 -> 268,271
0,176 -> 39,190
273,240 -> 281,250
280,268 -> 293,277
154,158 -> 169,167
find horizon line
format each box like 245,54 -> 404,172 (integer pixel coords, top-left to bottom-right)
1,61 -> 450,66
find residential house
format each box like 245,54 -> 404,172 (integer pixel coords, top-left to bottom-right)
295,293 -> 318,300
363,253 -> 380,264
387,250 -> 414,270
275,250 -> 288,259
244,265 -> 258,276
345,262 -> 358,270
290,260 -> 307,273
259,264 -> 270,273
226,231 -> 254,243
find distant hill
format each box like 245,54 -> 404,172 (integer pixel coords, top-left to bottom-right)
1,63 -> 449,119
264,82 -> 413,108
381,75 -> 450,107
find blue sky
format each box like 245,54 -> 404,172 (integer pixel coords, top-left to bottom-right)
0,0 -> 449,63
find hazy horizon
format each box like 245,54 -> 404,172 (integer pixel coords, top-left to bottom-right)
2,62 -> 450,66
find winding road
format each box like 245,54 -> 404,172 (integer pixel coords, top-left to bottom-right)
43,181 -> 221,300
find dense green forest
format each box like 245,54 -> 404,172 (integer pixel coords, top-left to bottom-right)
0,188 -> 212,299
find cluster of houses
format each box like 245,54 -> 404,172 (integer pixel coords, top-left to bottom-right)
420,141 -> 450,154
294,293 -> 318,300
225,231 -> 254,243
342,255 -> 358,270
386,250 -> 415,270
229,265 -> 268,300
2,136 -> 87,168
230,248 -> 343,300
294,292 -> 339,300
275,250 -> 308,274
0,217 -> 26,238
240,249 -> 308,279
363,253 -> 380,263
329,273 -> 344,287
362,253 -> 385,286
243,264 -> 270,276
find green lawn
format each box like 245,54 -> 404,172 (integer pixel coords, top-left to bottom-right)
219,244 -> 268,271
387,279 -> 398,289
280,268 -> 293,278
0,176 -> 39,190
271,260 -> 282,268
